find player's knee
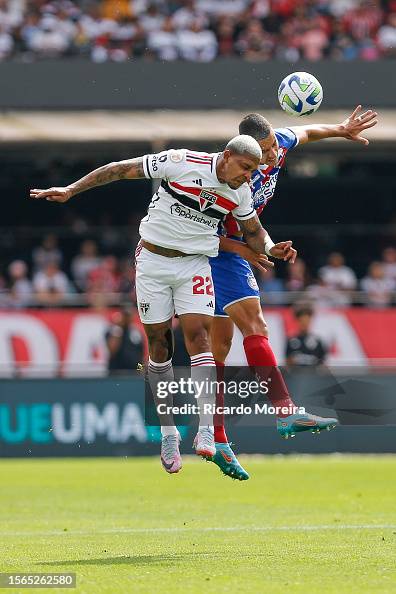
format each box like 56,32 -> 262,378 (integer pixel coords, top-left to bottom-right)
240,316 -> 269,338
184,326 -> 211,356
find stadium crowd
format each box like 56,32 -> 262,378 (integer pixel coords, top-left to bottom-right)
2,229 -> 396,309
0,0 -> 395,62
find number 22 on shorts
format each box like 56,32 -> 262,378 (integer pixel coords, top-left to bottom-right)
192,276 -> 214,295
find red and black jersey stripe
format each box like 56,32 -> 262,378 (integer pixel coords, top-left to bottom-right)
161,180 -> 233,221
186,153 -> 213,167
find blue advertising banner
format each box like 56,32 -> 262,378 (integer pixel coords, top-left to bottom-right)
1,372 -> 396,456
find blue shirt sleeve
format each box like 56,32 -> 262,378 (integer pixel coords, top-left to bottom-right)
275,128 -> 299,150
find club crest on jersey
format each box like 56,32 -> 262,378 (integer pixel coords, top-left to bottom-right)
139,301 -> 150,315
199,189 -> 217,212
247,273 -> 259,291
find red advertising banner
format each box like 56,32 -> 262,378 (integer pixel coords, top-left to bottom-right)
0,308 -> 395,377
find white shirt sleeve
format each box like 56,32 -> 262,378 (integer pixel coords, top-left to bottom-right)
232,184 -> 256,220
142,149 -> 186,180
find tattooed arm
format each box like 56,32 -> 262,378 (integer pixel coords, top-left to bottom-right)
238,214 -> 297,263
29,157 -> 145,203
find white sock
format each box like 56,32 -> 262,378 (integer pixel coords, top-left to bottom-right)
190,352 -> 216,432
148,358 -> 178,437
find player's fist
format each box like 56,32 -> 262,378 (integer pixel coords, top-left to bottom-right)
29,187 -> 73,203
269,241 -> 297,263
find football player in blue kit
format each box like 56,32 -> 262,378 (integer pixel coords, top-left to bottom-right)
209,105 -> 378,480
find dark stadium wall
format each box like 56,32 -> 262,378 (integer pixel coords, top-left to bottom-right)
2,61 -> 396,109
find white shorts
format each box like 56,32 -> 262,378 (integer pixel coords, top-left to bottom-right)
135,247 -> 215,324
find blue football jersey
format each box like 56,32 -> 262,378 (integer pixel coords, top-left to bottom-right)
222,127 -> 298,236
251,127 -> 298,216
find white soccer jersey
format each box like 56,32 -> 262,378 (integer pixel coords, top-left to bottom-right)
140,148 -> 255,257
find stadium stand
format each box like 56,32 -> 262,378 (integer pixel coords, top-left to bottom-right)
0,0 -> 395,62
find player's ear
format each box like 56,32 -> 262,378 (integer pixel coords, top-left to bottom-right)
223,149 -> 231,163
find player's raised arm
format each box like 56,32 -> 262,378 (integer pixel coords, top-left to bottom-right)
291,105 -> 378,146
237,214 -> 297,263
29,157 -> 146,203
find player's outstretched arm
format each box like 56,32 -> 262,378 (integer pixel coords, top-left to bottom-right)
292,105 -> 378,146
30,157 -> 145,203
238,215 -> 297,263
219,236 -> 274,272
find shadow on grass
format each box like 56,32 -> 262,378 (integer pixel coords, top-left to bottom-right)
40,551 -> 260,567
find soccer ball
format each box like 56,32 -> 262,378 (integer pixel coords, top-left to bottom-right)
278,72 -> 323,116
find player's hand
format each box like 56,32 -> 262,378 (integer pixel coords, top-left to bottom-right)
269,241 -> 297,263
29,187 -> 73,203
339,105 -> 378,146
238,245 -> 274,273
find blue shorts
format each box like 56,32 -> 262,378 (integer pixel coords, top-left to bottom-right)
209,249 -> 260,317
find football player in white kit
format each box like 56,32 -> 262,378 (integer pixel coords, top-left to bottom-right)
30,135 -> 295,474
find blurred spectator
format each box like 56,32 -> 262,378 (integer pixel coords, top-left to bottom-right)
236,18 -> 274,60
71,240 -> 101,291
177,19 -> 218,61
32,234 -> 62,272
305,277 -> 348,308
8,260 -> 33,307
172,0 -> 208,30
381,246 -> 396,282
147,17 -> 178,60
87,255 -> 121,306
318,252 -> 357,306
360,261 -> 395,307
342,0 -> 383,41
0,0 -> 22,30
377,12 -> 396,58
215,16 -> 237,56
257,268 -> 285,305
285,303 -> 328,367
26,16 -> 72,58
0,24 -> 14,60
139,3 -> 165,32
33,262 -> 71,306
285,257 -> 309,292
105,307 -> 144,374
298,19 -> 329,60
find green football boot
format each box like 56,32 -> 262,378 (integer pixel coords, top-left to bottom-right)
277,413 -> 338,439
210,442 -> 250,481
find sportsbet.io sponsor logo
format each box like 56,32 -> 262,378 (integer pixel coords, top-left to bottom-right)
0,402 -> 147,444
170,203 -> 217,228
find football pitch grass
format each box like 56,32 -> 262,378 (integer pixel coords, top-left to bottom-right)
1,455 -> 395,594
